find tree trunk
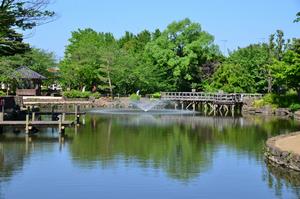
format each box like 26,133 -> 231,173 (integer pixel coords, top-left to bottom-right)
267,70 -> 272,93
107,66 -> 113,99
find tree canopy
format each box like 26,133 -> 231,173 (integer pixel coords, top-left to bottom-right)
60,19 -> 223,94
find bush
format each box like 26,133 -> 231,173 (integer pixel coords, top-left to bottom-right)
152,92 -> 161,99
91,92 -> 101,99
254,91 -> 299,109
63,90 -> 91,98
0,91 -> 6,97
289,103 -> 300,112
129,93 -> 140,101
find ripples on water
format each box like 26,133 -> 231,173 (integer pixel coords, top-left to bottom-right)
0,112 -> 300,199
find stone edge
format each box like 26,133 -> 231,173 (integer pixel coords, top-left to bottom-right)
265,132 -> 300,172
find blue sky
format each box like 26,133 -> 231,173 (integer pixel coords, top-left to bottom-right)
25,0 -> 300,59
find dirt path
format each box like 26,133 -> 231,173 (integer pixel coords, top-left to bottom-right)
275,133 -> 300,154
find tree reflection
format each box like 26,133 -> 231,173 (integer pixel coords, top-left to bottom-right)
263,162 -> 300,198
67,114 -> 300,182
68,115 -> 214,181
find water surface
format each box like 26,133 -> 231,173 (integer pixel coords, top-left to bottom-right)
0,113 -> 300,199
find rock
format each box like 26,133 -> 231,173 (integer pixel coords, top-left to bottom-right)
295,111 -> 300,120
275,108 -> 292,116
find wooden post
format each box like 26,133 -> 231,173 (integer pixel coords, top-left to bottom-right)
192,103 -> 196,112
0,99 -> 4,122
62,112 -> 66,122
231,105 -> 235,117
58,114 -> 62,134
204,103 -> 207,115
25,114 -> 29,134
32,112 -> 35,121
181,102 -> 184,111
75,105 -> 78,123
51,105 -> 55,121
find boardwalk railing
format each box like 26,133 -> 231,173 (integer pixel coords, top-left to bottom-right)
161,92 -> 263,104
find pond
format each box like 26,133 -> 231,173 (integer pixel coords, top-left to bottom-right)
0,113 -> 300,199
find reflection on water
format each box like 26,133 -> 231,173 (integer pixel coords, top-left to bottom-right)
264,162 -> 300,198
0,114 -> 300,198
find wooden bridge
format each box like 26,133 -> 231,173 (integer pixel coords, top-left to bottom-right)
160,92 -> 263,115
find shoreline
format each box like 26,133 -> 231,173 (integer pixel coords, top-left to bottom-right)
265,132 -> 300,172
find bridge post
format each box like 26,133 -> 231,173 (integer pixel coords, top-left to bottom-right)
25,114 -> 29,134
192,103 -> 196,112
32,112 -> 35,121
204,103 -> 208,115
231,105 -> 235,117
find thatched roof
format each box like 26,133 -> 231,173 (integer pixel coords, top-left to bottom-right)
13,66 -> 46,80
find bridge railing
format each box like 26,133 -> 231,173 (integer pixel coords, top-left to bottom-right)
160,92 -> 262,103
160,92 -> 241,103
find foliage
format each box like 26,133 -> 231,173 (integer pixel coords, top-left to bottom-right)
63,90 -> 91,98
60,19 -> 222,94
151,92 -> 161,99
129,93 -> 140,101
294,12 -> 300,23
289,103 -> 300,112
0,48 -> 57,84
0,91 -> 6,96
254,91 -> 299,109
91,92 -> 101,99
0,0 -> 55,56
205,44 -> 270,93
144,18 -> 222,91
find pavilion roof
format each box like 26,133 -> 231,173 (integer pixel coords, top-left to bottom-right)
13,66 -> 46,80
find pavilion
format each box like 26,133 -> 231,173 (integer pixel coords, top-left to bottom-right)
13,66 -> 46,96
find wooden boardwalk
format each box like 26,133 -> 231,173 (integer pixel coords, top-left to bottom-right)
0,120 -> 73,126
21,96 -> 92,106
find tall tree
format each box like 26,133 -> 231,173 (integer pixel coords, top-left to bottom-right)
144,18 -> 221,91
0,0 -> 55,56
281,39 -> 300,100
206,44 -> 270,93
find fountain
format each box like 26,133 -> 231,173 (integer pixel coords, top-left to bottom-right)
130,98 -> 165,112
89,97 -> 196,115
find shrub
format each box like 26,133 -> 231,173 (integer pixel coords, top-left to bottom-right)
91,92 -> 101,99
63,90 -> 91,98
253,95 -> 278,109
152,92 -> 161,99
129,93 -> 140,101
289,103 -> 300,112
0,91 -> 6,97
253,99 -> 265,108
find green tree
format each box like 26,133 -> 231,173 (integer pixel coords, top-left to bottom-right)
144,18 -> 221,91
206,44 -> 270,93
281,39 -> 300,100
0,0 -> 55,56
0,48 -> 56,83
